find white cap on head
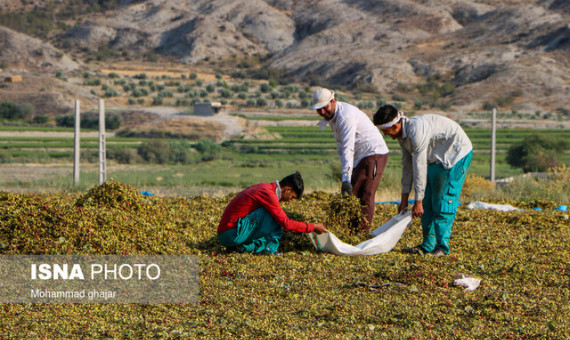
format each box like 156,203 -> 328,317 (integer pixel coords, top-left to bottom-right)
309,88 -> 335,110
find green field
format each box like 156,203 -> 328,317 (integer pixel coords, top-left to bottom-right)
1,126 -> 569,193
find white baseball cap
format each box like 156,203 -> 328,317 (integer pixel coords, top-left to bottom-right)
309,88 -> 335,110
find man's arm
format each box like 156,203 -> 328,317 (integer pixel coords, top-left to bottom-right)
260,190 -> 317,233
336,115 -> 357,183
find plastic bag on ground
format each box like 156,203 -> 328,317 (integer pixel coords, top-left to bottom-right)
453,273 -> 481,291
308,210 -> 412,256
466,201 -> 519,212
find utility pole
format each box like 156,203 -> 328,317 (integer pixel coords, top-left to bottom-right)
490,108 -> 496,183
73,100 -> 80,185
98,99 -> 106,185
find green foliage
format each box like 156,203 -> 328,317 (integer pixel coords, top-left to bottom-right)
0,101 -> 35,120
260,83 -> 272,93
131,88 -> 149,97
205,84 -> 215,93
55,113 -> 122,130
83,78 -> 102,86
506,134 -> 569,172
32,115 -> 49,125
194,139 -> 222,161
103,87 -> 119,97
137,140 -> 194,164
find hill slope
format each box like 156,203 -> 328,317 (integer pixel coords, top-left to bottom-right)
0,0 -> 569,113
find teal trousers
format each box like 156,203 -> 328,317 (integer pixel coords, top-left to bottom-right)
421,151 -> 472,254
217,208 -> 283,254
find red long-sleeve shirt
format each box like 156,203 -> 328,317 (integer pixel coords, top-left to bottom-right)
217,182 -> 314,234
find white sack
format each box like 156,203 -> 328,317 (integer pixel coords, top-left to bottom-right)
308,210 -> 412,256
466,201 -> 519,212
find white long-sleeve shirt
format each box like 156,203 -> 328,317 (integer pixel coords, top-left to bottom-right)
398,114 -> 473,201
318,102 -> 389,182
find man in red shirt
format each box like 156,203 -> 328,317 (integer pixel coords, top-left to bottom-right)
218,172 -> 327,254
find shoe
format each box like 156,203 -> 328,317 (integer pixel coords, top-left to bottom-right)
427,249 -> 446,257
402,245 -> 426,255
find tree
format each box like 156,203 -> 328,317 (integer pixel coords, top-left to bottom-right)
506,134 -> 568,172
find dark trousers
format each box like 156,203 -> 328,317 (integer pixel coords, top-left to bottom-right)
351,153 -> 389,232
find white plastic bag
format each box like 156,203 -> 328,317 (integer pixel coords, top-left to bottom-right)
453,273 -> 481,291
466,201 -> 519,212
308,210 -> 412,256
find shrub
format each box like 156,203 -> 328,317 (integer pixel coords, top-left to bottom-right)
55,113 -> 121,130
506,134 -> 569,172
106,148 -> 139,164
83,79 -> 101,86
32,115 -> 49,125
55,115 -> 75,127
158,90 -> 174,98
132,88 -> 149,97
218,88 -> 232,98
256,98 -> 267,107
260,83 -> 272,93
0,101 -> 35,120
103,87 -> 119,97
194,139 -> 221,161
206,84 -> 215,93
137,140 -> 171,164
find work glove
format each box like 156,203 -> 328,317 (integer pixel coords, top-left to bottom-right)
341,181 -> 353,196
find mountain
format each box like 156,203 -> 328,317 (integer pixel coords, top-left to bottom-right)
0,0 -> 569,113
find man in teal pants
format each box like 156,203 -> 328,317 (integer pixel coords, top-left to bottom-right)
217,172 -> 327,254
373,105 -> 473,256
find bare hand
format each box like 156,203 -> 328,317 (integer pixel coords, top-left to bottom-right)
412,200 -> 424,218
398,193 -> 409,213
313,223 -> 328,234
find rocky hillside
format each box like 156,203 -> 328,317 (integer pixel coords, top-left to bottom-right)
0,0 -> 569,113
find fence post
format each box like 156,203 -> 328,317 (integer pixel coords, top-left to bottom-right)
73,100 -> 80,185
99,99 -> 106,185
490,108 -> 496,183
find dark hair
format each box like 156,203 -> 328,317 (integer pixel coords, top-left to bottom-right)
373,104 -> 399,126
279,171 -> 304,199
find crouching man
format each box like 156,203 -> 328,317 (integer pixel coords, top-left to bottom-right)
217,172 -> 327,254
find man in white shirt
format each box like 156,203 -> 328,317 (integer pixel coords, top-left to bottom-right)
310,88 -> 389,233
373,104 -> 473,256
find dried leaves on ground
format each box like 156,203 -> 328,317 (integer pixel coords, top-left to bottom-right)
0,182 -> 568,339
